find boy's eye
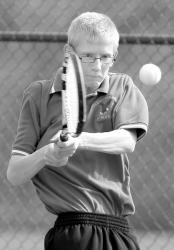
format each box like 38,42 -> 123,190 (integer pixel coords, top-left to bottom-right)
79,54 -> 114,64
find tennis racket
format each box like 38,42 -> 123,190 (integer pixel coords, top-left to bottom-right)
59,48 -> 86,141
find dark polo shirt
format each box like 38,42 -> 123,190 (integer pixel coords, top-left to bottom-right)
12,70 -> 148,216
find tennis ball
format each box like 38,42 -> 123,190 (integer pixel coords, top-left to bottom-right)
139,63 -> 162,85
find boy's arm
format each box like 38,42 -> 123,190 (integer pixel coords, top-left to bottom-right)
7,146 -> 47,186
79,129 -> 137,154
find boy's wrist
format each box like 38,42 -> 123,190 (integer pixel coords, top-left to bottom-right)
79,132 -> 89,150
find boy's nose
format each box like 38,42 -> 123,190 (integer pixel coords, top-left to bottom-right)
92,58 -> 102,70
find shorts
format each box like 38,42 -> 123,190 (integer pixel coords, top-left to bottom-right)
44,212 -> 140,250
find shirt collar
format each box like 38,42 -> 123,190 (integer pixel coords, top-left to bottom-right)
50,68 -> 62,94
50,68 -> 110,95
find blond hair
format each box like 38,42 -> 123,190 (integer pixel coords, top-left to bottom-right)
67,12 -> 119,53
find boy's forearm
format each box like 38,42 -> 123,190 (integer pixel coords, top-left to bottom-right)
79,129 -> 137,154
7,147 -> 45,186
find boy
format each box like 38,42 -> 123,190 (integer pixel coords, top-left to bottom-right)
7,12 -> 149,250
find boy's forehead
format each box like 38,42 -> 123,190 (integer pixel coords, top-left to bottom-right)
75,35 -> 115,54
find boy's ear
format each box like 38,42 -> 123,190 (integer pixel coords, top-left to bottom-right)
112,50 -> 118,64
113,50 -> 118,61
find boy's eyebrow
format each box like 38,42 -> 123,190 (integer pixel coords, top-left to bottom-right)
79,52 -> 113,56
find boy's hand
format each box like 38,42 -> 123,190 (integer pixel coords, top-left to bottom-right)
44,132 -> 79,167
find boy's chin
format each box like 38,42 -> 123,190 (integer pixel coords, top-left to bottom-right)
86,83 -> 101,94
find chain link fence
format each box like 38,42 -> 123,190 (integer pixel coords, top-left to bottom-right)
0,0 -> 174,250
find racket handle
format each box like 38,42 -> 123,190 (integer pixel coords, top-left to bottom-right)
60,131 -> 69,141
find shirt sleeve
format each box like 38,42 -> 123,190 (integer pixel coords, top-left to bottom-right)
112,74 -> 149,141
12,83 -> 41,155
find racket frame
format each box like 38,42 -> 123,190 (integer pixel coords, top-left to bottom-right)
60,51 -> 86,141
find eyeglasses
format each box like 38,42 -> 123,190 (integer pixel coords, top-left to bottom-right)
78,55 -> 116,64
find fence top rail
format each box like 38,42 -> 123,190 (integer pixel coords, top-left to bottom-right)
0,31 -> 173,44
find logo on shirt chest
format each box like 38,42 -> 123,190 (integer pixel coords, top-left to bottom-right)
96,107 -> 111,121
